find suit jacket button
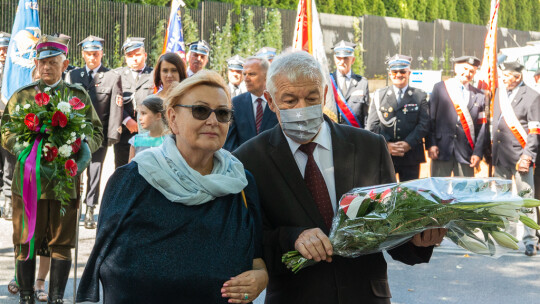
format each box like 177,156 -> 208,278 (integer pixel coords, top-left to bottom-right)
497,140 -> 501,143
497,129 -> 500,132
397,128 -> 401,131
397,119 -> 401,122
454,134 -> 457,138
397,136 -> 401,139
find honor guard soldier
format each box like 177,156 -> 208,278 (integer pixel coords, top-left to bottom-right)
1,34 -> 103,304
255,46 -> 277,63
0,32 -> 9,92
114,37 -> 153,168
65,35 -> 123,229
227,55 -> 247,98
186,40 -> 210,77
331,40 -> 369,128
367,55 -> 429,181
0,32 -> 10,219
426,56 -> 487,177
493,61 -> 540,256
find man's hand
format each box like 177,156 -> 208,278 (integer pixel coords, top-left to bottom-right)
125,118 -> 138,133
295,228 -> 333,262
411,228 -> 447,247
469,155 -> 481,168
388,142 -> 405,157
428,146 -> 439,160
395,141 -> 411,153
517,155 -> 532,173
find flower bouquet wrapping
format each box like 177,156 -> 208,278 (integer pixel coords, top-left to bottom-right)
1,87 -> 93,259
282,178 -> 540,273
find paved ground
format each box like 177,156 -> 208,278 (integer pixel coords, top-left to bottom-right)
0,148 -> 539,304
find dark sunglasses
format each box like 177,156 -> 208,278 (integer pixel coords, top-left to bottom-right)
390,70 -> 408,75
174,104 -> 233,123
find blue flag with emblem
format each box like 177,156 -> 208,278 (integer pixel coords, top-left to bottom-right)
162,0 -> 186,59
1,0 -> 41,108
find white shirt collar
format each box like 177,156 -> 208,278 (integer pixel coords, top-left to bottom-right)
338,70 -> 352,79
284,121 -> 332,155
187,68 -> 195,77
251,93 -> 266,104
393,85 -> 408,96
47,79 -> 62,88
85,64 -> 101,75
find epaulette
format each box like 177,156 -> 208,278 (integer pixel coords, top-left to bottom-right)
10,80 -> 40,96
65,81 -> 86,92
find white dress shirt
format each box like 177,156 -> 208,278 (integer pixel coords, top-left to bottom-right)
85,65 -> 101,78
337,70 -> 352,92
283,121 -> 337,212
393,84 -> 408,103
251,93 -> 267,121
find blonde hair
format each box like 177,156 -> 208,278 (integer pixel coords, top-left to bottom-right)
165,70 -> 231,110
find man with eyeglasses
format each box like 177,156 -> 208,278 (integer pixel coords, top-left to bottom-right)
114,37 -> 154,168
426,56 -> 487,177
224,56 -> 278,151
366,55 -> 429,181
331,40 -> 369,128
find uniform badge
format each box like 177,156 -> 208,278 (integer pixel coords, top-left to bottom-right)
403,108 -> 408,114
99,72 -> 104,79
116,94 -> 123,107
80,71 -> 85,78
388,107 -> 393,113
352,90 -> 364,97
408,90 -> 413,96
415,106 -> 418,110
387,90 -> 393,96
384,112 -> 389,118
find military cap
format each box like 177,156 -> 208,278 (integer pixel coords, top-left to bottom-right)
227,55 -> 245,71
534,69 -> 540,77
36,34 -> 70,60
499,61 -> 524,73
387,54 -> 412,70
332,40 -> 356,57
255,47 -> 277,61
453,55 -> 481,67
78,35 -> 104,51
122,37 -> 145,53
188,40 -> 210,56
0,32 -> 10,47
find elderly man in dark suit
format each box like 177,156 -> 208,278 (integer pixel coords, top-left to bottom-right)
224,56 -> 278,151
65,35 -> 123,229
493,61 -> 540,256
234,51 -> 445,304
367,54 -> 429,182
331,40 -> 369,128
426,56 -> 487,177
114,37 -> 153,168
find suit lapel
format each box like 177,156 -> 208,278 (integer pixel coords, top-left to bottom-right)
260,104 -> 276,131
268,126 -> 328,228
344,75 -> 358,99
328,119 -> 355,199
383,87 -> 398,111
512,86 -> 527,108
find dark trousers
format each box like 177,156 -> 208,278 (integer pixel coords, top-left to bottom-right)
1,146 -> 16,197
85,146 -> 107,207
113,142 -> 130,168
395,164 -> 420,182
12,194 -> 78,260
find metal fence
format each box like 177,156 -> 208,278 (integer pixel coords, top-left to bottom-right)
2,0 -> 539,77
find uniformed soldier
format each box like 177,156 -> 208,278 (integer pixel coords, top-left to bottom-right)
492,61 -> 540,256
426,56 -> 487,177
1,34 -> 103,304
0,32 -> 9,91
186,40 -> 210,77
114,37 -> 153,168
331,40 -> 369,128
366,55 -> 429,181
255,46 -> 277,63
65,35 -> 123,229
227,55 -> 246,98
534,69 -> 540,92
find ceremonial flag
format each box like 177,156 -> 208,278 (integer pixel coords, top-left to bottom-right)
1,0 -> 41,108
292,0 -> 341,124
162,0 -> 186,59
477,0 -> 500,119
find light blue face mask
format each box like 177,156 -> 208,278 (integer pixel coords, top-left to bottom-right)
275,103 -> 324,143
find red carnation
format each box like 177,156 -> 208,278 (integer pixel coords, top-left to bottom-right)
65,159 -> 78,177
44,146 -> 58,162
24,113 -> 39,130
51,111 -> 68,128
71,138 -> 82,154
34,93 -> 50,106
68,97 -> 85,110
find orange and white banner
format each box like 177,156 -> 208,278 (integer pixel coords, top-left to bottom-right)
444,79 -> 475,149
498,81 -> 527,148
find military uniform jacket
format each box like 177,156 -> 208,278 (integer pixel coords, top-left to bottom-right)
66,66 -> 123,146
426,81 -> 487,164
332,71 -> 369,128
492,84 -> 540,168
367,86 -> 429,166
1,80 -> 103,199
114,66 -> 154,143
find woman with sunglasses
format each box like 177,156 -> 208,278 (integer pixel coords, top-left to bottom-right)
77,70 -> 268,304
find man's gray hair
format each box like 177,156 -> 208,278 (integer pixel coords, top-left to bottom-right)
245,56 -> 270,73
266,51 -> 324,96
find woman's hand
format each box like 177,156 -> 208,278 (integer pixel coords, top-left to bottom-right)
221,259 -> 268,303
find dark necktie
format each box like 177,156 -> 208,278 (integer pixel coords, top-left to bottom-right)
298,142 -> 333,228
255,98 -> 263,134
88,70 -> 93,83
397,88 -> 403,107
